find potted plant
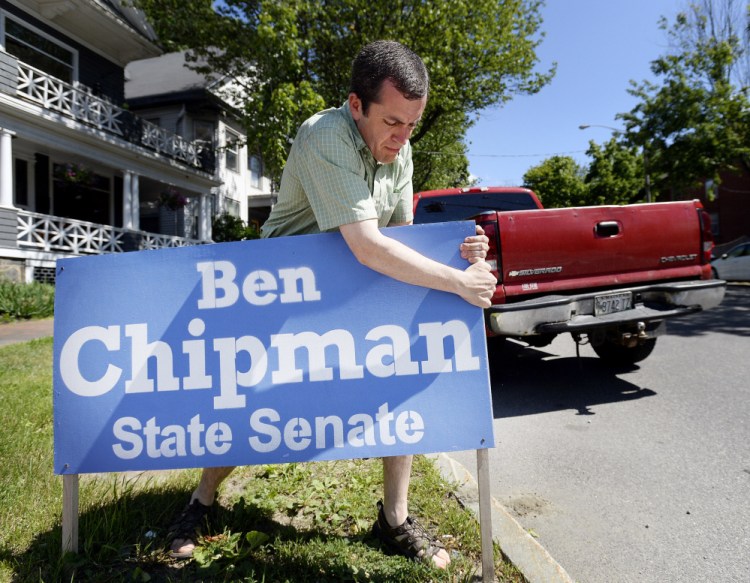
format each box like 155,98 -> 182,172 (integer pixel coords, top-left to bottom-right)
158,186 -> 189,236
54,162 -> 94,190
158,186 -> 188,211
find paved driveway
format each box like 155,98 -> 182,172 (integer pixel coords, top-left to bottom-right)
0,318 -> 54,346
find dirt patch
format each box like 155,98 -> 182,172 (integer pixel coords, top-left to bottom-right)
505,494 -> 551,519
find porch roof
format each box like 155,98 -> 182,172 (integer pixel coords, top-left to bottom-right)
8,0 -> 161,65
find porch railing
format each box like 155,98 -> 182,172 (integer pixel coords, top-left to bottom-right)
15,61 -> 216,174
17,210 -> 204,255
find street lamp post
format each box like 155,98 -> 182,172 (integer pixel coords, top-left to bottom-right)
579,124 -> 652,203
643,150 -> 652,203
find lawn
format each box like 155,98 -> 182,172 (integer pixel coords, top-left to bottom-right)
0,338 -> 524,582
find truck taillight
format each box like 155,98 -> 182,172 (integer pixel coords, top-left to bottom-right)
478,219 -> 500,279
699,209 -> 714,264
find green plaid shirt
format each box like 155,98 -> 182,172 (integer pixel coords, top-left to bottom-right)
261,101 -> 414,238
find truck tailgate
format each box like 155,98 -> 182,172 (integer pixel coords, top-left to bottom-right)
496,201 -> 706,295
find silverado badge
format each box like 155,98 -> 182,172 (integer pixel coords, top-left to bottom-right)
508,266 -> 563,277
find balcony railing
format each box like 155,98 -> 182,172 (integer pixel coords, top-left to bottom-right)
15,61 -> 216,174
17,210 -> 204,255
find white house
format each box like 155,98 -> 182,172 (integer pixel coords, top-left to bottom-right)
125,51 -> 276,231
0,0 -> 220,284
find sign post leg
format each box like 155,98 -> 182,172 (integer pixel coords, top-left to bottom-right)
62,474 -> 79,554
477,448 -> 494,582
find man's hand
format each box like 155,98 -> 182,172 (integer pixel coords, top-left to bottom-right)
460,225 -> 489,264
340,219 -> 496,308
457,261 -> 496,308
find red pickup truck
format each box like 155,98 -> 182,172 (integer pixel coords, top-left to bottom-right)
413,186 -> 726,366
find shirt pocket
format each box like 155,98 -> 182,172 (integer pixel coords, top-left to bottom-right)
371,172 -> 396,224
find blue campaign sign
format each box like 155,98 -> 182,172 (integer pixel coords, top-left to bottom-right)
53,221 -> 494,475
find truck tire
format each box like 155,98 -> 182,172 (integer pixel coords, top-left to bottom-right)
592,338 -> 657,367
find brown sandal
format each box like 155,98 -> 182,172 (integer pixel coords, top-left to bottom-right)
371,500 -> 445,564
167,498 -> 212,559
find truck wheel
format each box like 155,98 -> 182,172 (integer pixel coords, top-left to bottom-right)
592,338 -> 657,367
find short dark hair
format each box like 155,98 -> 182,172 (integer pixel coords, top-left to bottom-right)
349,40 -> 429,114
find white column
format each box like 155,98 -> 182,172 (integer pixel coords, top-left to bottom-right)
122,171 -> 133,229
122,172 -> 141,231
131,173 -> 140,231
199,192 -> 211,241
0,128 -> 16,209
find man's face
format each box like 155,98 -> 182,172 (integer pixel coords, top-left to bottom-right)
349,79 -> 427,164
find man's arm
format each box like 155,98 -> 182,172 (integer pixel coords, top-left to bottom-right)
388,222 -> 490,265
339,219 -> 495,308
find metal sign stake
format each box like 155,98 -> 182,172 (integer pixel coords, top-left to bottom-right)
62,474 -> 79,554
477,448 -> 495,582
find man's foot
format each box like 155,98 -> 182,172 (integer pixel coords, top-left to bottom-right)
371,500 -> 449,569
167,498 -> 212,559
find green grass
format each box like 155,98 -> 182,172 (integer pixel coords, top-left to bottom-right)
0,338 -> 524,582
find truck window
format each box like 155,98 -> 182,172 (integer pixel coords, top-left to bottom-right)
414,192 -> 538,224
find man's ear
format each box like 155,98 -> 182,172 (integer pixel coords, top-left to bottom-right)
348,93 -> 363,121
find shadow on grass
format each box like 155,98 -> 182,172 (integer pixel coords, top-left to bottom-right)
3,484 -> 439,583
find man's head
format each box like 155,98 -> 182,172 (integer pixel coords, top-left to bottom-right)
348,40 -> 429,164
349,40 -> 429,114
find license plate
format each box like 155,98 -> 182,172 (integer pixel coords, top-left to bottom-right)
594,292 -> 633,316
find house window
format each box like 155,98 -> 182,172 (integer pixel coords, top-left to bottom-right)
14,158 -> 28,207
224,196 -> 240,217
709,212 -> 720,238
194,121 -> 215,145
52,163 -> 111,225
225,130 -> 240,173
2,15 -> 76,83
249,155 -> 262,189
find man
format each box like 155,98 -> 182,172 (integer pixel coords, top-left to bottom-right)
169,40 -> 495,569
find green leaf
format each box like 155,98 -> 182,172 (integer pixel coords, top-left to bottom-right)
245,530 -> 270,549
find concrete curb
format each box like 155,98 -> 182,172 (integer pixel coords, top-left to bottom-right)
429,452 -> 575,583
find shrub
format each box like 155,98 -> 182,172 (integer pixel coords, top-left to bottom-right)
212,212 -> 261,243
0,281 -> 55,321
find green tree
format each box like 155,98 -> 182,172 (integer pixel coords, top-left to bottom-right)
137,0 -> 554,190
585,138 -> 645,205
618,2 -> 750,199
412,111 -> 475,191
671,0 -> 750,91
522,155 -> 587,208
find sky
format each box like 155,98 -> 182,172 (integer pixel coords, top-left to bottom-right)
466,0 -> 686,186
